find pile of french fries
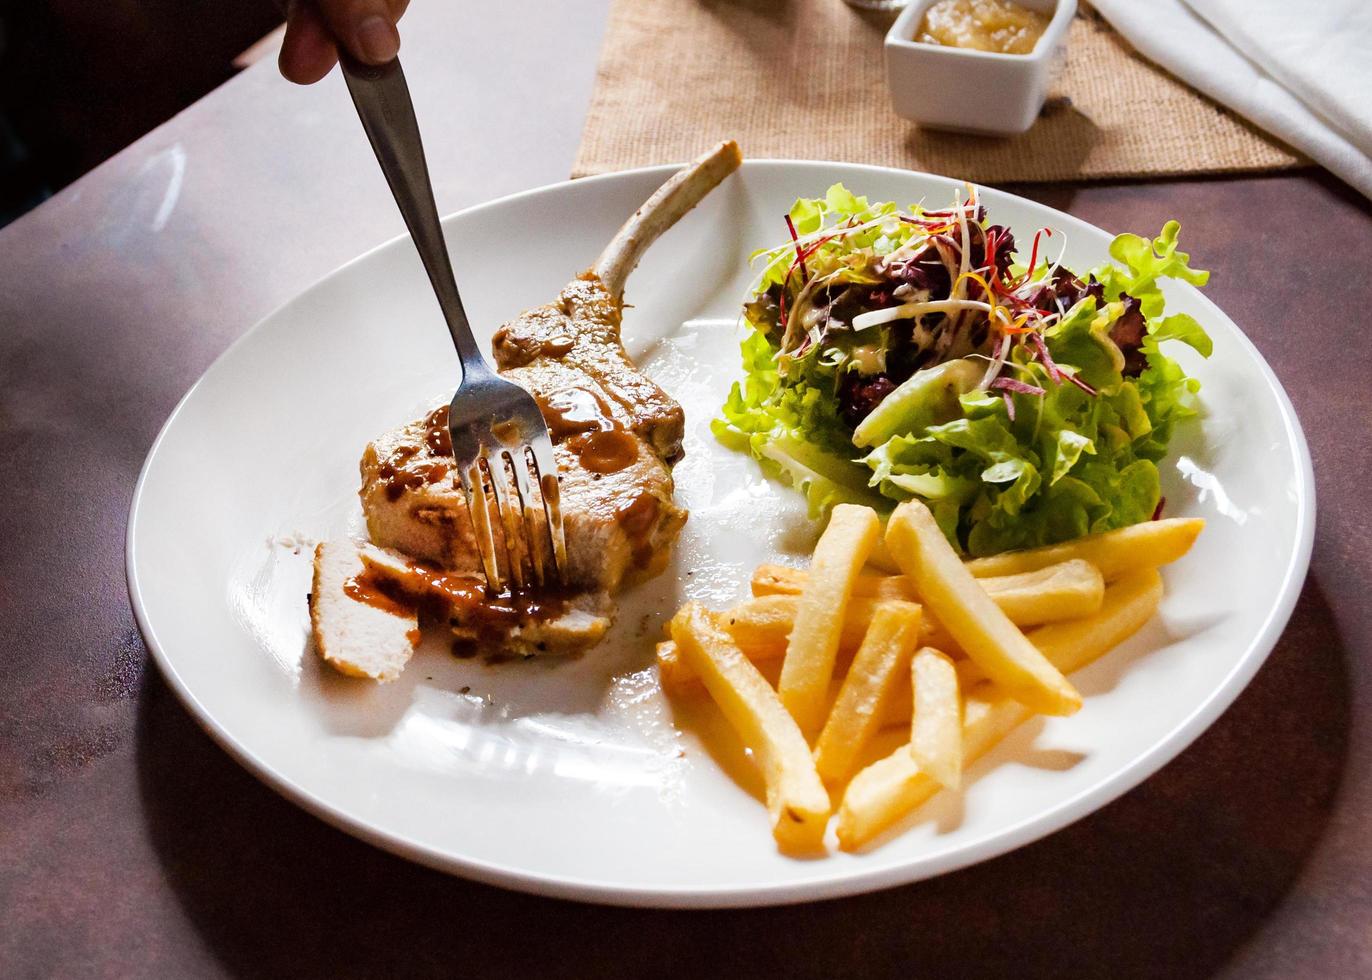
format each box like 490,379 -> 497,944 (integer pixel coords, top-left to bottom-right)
660,500 -> 1203,852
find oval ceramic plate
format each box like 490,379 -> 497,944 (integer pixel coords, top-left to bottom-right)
127,161 -> 1313,907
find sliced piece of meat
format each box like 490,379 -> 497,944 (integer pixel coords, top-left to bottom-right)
358,544 -> 612,657
310,541 -> 420,682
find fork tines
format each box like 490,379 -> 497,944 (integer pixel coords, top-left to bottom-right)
456,440 -> 567,593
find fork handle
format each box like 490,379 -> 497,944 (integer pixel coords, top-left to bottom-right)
340,54 -> 489,370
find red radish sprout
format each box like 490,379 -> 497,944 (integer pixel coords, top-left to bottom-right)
992,376 -> 1047,396
1067,373 -> 1098,396
784,215 -> 808,282
1027,227 -> 1053,278
1028,330 -> 1063,383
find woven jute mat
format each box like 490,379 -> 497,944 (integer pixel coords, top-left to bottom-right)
573,0 -> 1303,182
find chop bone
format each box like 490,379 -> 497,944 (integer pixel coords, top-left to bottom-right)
592,140 -> 745,300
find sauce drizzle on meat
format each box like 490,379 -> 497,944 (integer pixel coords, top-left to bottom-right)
375,407 -> 454,501
424,406 -> 453,456
536,387 -> 639,474
345,557 -> 574,649
343,575 -> 417,618
381,393 -> 636,507
614,491 -> 661,569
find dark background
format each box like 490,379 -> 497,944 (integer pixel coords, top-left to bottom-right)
0,0 -> 281,225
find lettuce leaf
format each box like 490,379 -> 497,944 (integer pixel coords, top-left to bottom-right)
715,196 -> 1211,554
712,329 -> 884,517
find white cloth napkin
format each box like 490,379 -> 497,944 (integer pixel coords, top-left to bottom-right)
1090,0 -> 1372,198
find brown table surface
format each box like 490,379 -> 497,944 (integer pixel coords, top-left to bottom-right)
3,2 -> 1371,976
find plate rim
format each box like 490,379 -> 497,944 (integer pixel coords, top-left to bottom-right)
126,159 -> 1316,908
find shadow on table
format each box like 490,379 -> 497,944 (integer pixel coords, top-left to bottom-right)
135,574 -> 1350,980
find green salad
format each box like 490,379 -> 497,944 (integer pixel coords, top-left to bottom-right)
712,184 -> 1212,556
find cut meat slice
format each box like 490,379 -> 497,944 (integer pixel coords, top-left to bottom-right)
310,540 -> 420,682
357,544 -> 611,657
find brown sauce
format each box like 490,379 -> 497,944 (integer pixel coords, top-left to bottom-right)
381,387 -> 636,506
378,453 -> 450,502
353,556 -> 575,652
538,387 -> 606,440
615,491 -> 660,569
343,575 -> 418,619
376,407 -> 454,501
538,334 -> 576,358
574,430 -> 639,474
424,405 -> 453,456
536,387 -> 639,474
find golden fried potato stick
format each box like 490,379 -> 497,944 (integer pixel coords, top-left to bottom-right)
723,594 -> 868,664
836,569 -> 1164,849
752,565 -> 918,602
752,559 -> 1105,627
657,596 -> 869,693
669,603 -> 832,851
838,687 -> 1025,851
658,593 -> 971,695
778,504 -> 882,734
962,518 -> 1204,581
1027,568 -> 1164,674
813,601 -> 923,786
886,500 -> 1081,717
978,560 -> 1104,624
910,647 -> 962,790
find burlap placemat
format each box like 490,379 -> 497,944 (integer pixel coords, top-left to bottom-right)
573,0 -> 1303,182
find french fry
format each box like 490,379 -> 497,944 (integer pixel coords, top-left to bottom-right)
954,656 -> 988,690
837,686 -> 1028,850
723,595 -> 864,663
886,500 -> 1082,716
658,558 -> 1150,696
778,504 -> 882,733
753,564 -> 917,602
962,518 -> 1204,581
977,560 -> 1104,623
910,648 -> 962,790
835,569 -> 1165,849
1030,567 -> 1164,674
813,602 -> 923,786
657,595 -> 882,694
867,537 -> 901,574
669,603 -> 831,851
656,640 -> 693,691
660,592 -> 965,694
878,671 -> 914,729
877,659 -> 984,730
870,568 -> 1162,727
753,559 -> 1104,626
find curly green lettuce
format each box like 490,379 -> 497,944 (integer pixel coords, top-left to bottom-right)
714,199 -> 1212,555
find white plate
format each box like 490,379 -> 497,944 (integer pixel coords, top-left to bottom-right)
127,161 -> 1313,908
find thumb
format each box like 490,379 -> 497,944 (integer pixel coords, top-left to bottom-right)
317,0 -> 401,65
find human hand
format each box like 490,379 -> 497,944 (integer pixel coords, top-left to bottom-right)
278,0 -> 411,85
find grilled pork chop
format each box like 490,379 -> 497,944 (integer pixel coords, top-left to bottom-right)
346,141 -> 742,659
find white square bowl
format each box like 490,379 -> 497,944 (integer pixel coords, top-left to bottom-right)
885,0 -> 1076,135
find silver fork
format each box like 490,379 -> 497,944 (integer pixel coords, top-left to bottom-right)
340,55 -> 566,590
